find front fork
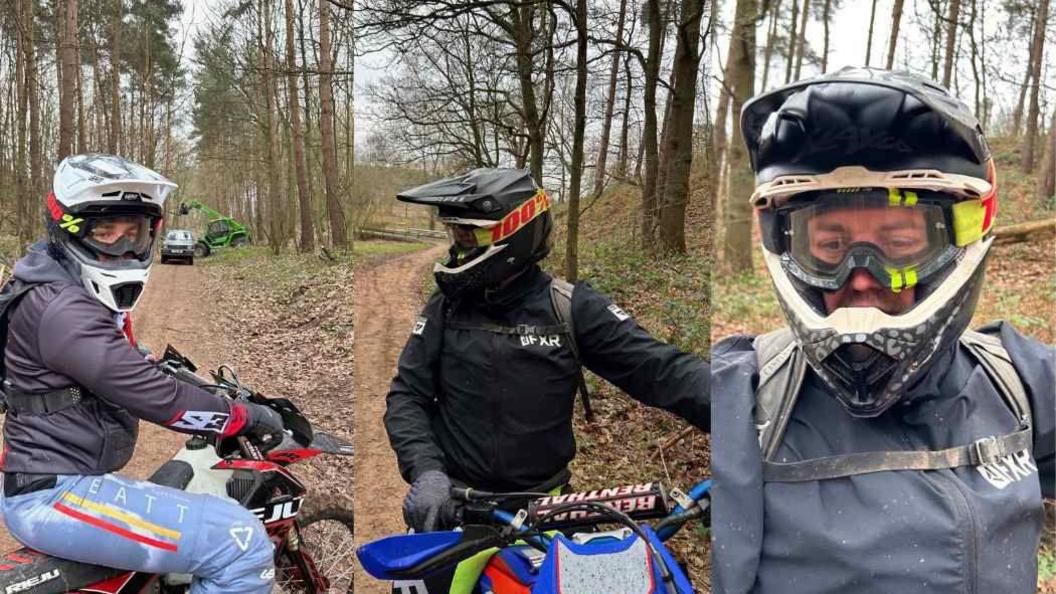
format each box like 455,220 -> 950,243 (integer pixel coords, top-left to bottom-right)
279,522 -> 329,593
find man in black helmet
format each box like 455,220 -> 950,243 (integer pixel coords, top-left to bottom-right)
712,67 -> 1054,593
383,168 -> 707,541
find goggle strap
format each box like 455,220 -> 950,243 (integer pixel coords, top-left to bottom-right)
884,265 -> 919,293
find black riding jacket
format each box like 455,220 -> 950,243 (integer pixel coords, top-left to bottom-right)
1,244 -> 235,476
711,322 -> 1055,594
384,265 -> 708,491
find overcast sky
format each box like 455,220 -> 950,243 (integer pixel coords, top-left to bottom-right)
710,0 -> 1052,129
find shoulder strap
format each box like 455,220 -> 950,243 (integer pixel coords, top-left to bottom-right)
959,329 -> 1032,431
0,280 -> 38,384
754,327 -> 806,460
757,328 -> 1035,483
550,278 -> 594,423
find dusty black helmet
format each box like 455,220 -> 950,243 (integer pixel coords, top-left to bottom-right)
397,168 -> 552,299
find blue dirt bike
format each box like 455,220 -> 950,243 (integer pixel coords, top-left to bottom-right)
357,479 -> 711,594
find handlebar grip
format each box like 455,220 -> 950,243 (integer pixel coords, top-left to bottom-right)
437,499 -> 463,530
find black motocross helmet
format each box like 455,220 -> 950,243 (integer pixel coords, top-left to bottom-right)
741,67 -> 998,417
397,168 -> 552,300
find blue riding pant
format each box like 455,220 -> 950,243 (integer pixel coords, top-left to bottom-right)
2,473 -> 274,593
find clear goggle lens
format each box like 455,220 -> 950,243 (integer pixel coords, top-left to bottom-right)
784,196 -> 956,292
82,215 -> 154,258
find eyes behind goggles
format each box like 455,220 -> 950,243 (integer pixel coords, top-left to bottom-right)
772,190 -> 990,293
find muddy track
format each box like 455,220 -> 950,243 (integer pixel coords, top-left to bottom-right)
353,245 -> 446,593
0,261 -> 231,552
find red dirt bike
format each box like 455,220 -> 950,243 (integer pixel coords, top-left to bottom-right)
0,345 -> 355,593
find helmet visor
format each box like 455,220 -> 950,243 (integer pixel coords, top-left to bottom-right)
81,214 -> 155,260
784,193 -> 958,292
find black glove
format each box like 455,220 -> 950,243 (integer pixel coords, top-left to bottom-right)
230,401 -> 285,450
402,470 -> 452,533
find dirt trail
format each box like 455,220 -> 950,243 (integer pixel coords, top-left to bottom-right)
353,244 -> 446,593
0,261 -> 229,552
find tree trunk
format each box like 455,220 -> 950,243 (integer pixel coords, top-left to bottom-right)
298,0 -> 317,236
942,0 -> 961,87
564,0 -> 588,281
617,53 -> 633,178
512,4 -> 546,182
76,36 -> 87,153
784,0 -> 798,84
58,0 -> 78,160
821,0 -> 831,72
15,0 -> 31,253
865,0 -> 877,65
657,0 -> 704,254
286,0 -> 315,252
886,0 -> 904,68
724,0 -> 757,271
1021,0 -> 1049,173
592,0 -> 627,197
793,0 -> 810,81
640,0 -> 663,245
761,0 -> 782,90
967,0 -> 980,117
1037,108 -> 1056,202
319,0 -> 348,248
109,0 -> 121,154
262,0 -> 283,253
27,0 -> 41,198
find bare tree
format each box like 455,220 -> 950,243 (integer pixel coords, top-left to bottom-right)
58,0 -> 79,159
657,0 -> 704,254
564,0 -> 588,280
785,0 -> 799,83
1038,108 -> 1056,202
319,0 -> 348,248
1021,0 -> 1049,173
592,0 -> 628,197
761,0 -> 783,90
821,0 -> 832,72
259,0 -> 283,252
109,0 -> 121,154
793,0 -> 810,80
942,0 -> 961,87
865,0 -> 878,65
886,0 -> 905,68
725,0 -> 756,271
286,0 -> 315,251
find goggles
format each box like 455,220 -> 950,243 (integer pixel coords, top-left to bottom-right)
439,189 -> 552,249
769,189 -> 992,293
77,214 -> 155,260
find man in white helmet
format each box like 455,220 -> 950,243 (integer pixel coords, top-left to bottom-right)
711,69 -> 1054,593
0,155 -> 284,593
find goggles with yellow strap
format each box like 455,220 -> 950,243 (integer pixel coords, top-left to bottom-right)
763,188 -> 995,293
440,189 -> 552,249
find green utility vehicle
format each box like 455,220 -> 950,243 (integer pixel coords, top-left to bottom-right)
178,200 -> 251,258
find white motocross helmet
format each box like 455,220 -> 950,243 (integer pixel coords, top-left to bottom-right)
48,154 -> 177,312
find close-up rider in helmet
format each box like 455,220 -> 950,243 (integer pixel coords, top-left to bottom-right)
711,68 -> 1054,593
383,167 -> 709,592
